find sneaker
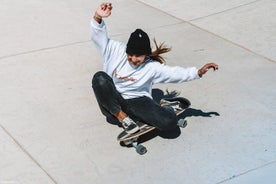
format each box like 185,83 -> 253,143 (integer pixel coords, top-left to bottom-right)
121,117 -> 140,134
160,99 -> 184,115
160,97 -> 190,115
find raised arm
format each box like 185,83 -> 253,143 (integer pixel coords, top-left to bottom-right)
91,2 -> 113,59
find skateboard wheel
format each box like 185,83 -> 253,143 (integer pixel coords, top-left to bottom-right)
177,118 -> 187,128
136,144 -> 147,155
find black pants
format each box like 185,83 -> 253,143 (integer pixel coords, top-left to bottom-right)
92,71 -> 177,130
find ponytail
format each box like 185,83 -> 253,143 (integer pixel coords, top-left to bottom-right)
149,38 -> 171,64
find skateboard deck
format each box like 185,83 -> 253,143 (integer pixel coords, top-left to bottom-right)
117,121 -> 155,142
117,97 -> 190,155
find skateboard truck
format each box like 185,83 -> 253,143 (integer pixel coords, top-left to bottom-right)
123,138 -> 147,155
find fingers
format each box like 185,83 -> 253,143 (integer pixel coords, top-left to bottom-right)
198,63 -> 218,76
206,63 -> 218,71
212,63 -> 219,70
100,2 -> 112,11
96,2 -> 112,18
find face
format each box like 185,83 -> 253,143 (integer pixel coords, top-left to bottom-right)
127,54 -> 146,67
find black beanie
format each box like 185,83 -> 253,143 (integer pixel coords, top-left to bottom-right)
126,29 -> 151,55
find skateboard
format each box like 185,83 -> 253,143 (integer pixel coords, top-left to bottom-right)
117,97 -> 190,155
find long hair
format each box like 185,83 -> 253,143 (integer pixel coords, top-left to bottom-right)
149,38 -> 171,64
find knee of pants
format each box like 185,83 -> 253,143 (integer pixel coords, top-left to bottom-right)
92,71 -> 110,88
157,115 -> 178,131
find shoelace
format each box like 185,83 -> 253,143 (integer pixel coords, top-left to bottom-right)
170,103 -> 182,111
162,101 -> 182,112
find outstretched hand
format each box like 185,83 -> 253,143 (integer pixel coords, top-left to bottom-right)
96,2 -> 112,18
198,63 -> 219,77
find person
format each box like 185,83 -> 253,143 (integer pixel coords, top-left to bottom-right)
90,2 -> 218,134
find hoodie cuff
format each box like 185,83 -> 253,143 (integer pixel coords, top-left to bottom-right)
90,18 -> 105,29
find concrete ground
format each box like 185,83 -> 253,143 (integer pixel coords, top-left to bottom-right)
0,0 -> 275,183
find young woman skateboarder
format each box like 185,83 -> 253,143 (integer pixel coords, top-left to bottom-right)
91,2 -> 218,134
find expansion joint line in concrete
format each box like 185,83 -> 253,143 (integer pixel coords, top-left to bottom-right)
0,40 -> 90,61
216,160 -> 276,184
190,0 -> 262,21
0,124 -> 58,184
135,0 -> 276,64
186,22 -> 276,64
